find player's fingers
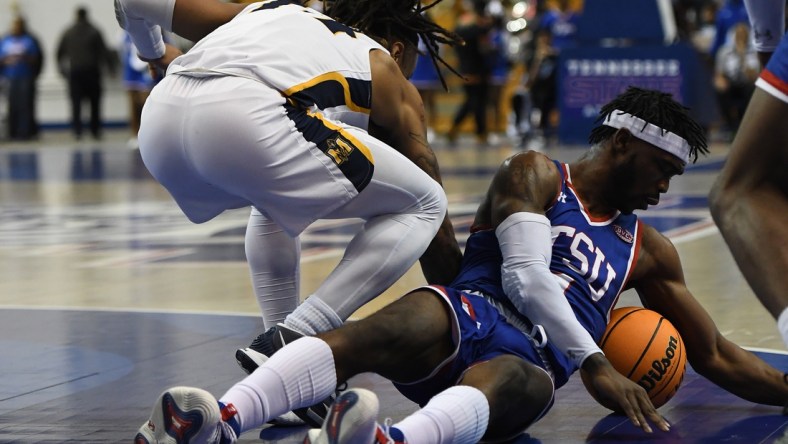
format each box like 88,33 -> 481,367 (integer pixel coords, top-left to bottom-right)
637,394 -> 670,432
618,395 -> 651,433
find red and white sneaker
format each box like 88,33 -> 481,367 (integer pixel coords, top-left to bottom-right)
374,419 -> 407,444
303,388 -> 379,444
134,386 -> 237,444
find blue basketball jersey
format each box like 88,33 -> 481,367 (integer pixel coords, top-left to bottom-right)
451,160 -> 642,381
756,32 -> 788,103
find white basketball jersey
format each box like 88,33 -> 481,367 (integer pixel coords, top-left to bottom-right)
169,0 -> 387,129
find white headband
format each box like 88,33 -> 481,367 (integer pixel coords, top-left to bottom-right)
603,109 -> 690,165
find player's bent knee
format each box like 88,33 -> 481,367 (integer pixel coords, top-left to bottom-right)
462,356 -> 554,441
419,183 -> 447,220
708,180 -> 744,229
321,290 -> 453,381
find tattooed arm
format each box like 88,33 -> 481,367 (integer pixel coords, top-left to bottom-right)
368,49 -> 461,284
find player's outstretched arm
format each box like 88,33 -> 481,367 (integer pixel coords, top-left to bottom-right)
632,225 -> 788,406
368,49 -> 462,284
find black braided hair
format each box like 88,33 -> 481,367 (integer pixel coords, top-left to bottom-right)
588,86 -> 709,163
321,0 -> 463,90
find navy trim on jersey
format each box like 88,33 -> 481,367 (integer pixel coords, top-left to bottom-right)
284,102 -> 374,192
287,77 -> 372,112
253,0 -> 301,12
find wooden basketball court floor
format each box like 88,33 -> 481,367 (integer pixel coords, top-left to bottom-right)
0,132 -> 785,443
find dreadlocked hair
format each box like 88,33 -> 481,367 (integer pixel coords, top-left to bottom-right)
588,86 -> 709,163
321,0 -> 463,90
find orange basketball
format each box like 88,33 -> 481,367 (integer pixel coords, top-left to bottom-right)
582,306 -> 687,410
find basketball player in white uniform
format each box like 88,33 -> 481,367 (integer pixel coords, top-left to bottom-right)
115,0 -> 463,359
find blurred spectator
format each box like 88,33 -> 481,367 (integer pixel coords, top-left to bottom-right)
538,0 -> 580,53
447,0 -> 493,145
525,28 -> 559,143
487,12 -> 512,142
57,6 -> 116,140
410,33 -> 442,143
27,23 -> 44,138
672,0 -> 712,41
709,0 -> 749,60
118,31 -> 156,148
690,2 -> 719,59
714,22 -> 759,136
0,17 -> 40,140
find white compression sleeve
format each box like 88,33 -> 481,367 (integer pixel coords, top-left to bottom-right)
496,212 -> 602,368
114,0 -> 176,59
744,0 -> 786,53
245,208 -> 300,330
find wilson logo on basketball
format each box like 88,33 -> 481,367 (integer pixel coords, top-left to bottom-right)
588,307 -> 687,410
637,335 -> 679,391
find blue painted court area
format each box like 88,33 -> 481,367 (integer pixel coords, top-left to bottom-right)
0,308 -> 785,443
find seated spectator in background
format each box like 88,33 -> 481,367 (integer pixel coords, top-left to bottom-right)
714,22 -> 759,136
0,17 -> 40,140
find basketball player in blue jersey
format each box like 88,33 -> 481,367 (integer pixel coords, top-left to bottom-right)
135,87 -> 788,444
711,1 -> 788,348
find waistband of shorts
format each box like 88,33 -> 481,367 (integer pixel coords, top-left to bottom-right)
168,65 -> 276,89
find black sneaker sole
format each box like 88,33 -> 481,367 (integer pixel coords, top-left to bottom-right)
235,349 -> 261,375
292,395 -> 334,428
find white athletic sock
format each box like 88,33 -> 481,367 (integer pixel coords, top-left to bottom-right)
394,385 -> 489,444
219,337 -> 337,433
778,307 -> 788,348
284,296 -> 343,336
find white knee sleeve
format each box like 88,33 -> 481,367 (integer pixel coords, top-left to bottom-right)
246,208 -> 300,329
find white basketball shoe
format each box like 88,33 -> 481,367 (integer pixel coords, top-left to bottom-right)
134,386 -> 237,444
303,388 -> 379,444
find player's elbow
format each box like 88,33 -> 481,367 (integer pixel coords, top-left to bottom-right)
685,333 -> 728,378
708,175 -> 740,228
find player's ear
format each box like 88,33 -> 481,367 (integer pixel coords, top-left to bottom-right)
611,128 -> 633,155
389,40 -> 406,64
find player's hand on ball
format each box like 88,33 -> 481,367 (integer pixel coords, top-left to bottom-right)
582,353 -> 670,433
